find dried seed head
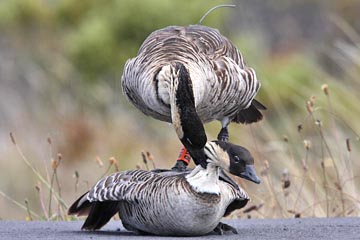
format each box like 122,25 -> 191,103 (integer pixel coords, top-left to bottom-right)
57,153 -> 62,161
146,151 -> 153,161
334,182 -> 342,191
315,119 -> 322,126
109,157 -> 116,165
35,184 -> 40,192
321,161 -> 325,168
109,157 -> 119,171
288,210 -> 301,218
95,156 -> 104,167
47,137 -> 52,145
51,158 -> 58,170
141,152 -> 147,164
306,101 -> 313,113
283,135 -> 289,142
136,164 -> 142,170
297,124 -> 303,133
346,138 -> 351,152
304,140 -> 311,150
321,84 -> 329,96
283,180 -> 291,189
282,169 -> 291,189
310,95 -> 316,107
74,170 -> 79,178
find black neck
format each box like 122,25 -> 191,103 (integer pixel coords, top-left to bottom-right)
174,63 -> 207,167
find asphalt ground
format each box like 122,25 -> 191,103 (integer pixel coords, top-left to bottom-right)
0,217 -> 359,240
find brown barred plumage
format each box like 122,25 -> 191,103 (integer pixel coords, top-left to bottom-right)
68,141 -> 251,236
121,25 -> 265,135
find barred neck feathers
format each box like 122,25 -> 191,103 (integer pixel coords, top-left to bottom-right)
185,142 -> 230,194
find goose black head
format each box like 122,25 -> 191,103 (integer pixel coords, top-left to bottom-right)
211,141 -> 261,184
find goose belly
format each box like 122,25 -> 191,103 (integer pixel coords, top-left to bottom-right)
118,193 -> 225,236
122,67 -> 245,124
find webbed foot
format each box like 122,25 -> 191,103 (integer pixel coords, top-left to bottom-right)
212,222 -> 238,235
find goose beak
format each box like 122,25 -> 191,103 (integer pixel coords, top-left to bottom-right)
240,164 -> 261,184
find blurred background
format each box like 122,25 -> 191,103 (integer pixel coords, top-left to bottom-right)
0,0 -> 359,220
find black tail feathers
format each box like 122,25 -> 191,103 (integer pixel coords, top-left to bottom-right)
232,99 -> 266,124
68,192 -> 119,231
81,201 -> 119,230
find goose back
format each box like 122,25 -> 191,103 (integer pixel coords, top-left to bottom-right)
122,25 -> 261,124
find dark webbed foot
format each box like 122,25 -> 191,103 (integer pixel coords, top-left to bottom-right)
212,222 -> 238,235
217,127 -> 229,142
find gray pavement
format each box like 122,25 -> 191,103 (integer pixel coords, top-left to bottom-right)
0,217 -> 360,240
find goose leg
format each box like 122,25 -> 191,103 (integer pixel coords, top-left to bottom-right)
217,127 -> 229,142
212,222 -> 238,235
218,118 -> 230,142
171,146 -> 191,172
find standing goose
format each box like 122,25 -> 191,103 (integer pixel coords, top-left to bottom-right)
121,24 -> 266,170
68,140 -> 257,236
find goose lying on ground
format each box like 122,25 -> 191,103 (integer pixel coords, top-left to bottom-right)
68,141 -> 258,236
121,25 -> 265,170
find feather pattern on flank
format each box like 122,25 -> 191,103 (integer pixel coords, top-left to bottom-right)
68,141 -> 251,236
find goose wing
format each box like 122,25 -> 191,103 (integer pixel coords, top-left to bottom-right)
68,170 -> 163,230
87,169 -> 162,202
68,170 -> 160,215
178,25 -> 264,122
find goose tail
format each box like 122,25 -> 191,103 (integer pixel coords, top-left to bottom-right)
68,192 -> 119,230
68,191 -> 92,216
81,201 -> 119,230
232,99 -> 266,124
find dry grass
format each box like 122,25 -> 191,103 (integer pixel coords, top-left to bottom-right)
228,84 -> 360,219
3,83 -> 359,220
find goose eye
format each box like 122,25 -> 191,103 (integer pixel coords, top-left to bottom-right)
234,155 -> 240,163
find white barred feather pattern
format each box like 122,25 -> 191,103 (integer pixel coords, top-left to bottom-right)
121,25 -> 261,125
68,141 -> 251,236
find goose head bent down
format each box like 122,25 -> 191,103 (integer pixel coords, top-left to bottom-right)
164,62 -> 260,184
68,141 -> 256,236
121,25 -> 266,170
